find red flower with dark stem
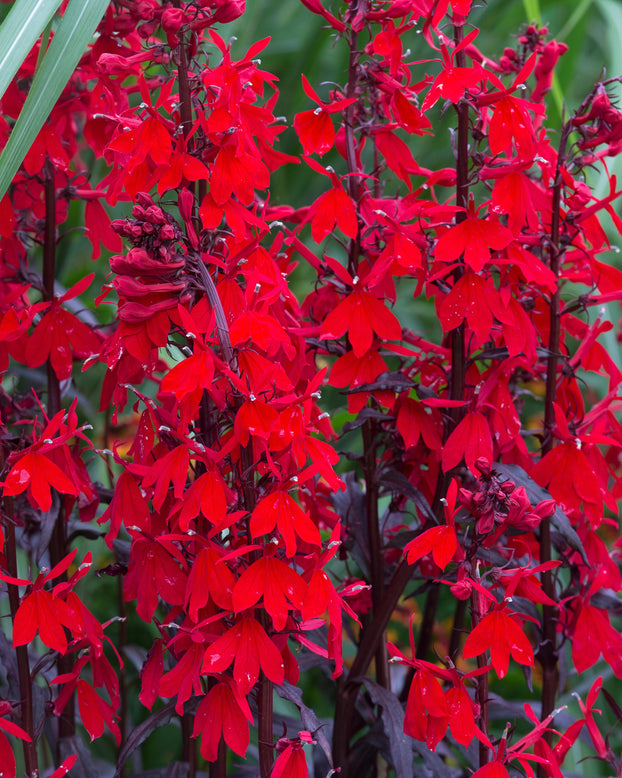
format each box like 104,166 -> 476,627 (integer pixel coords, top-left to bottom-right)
201,616 -> 285,694
462,601 -> 535,679
294,75 -> 356,156
435,198 -> 514,273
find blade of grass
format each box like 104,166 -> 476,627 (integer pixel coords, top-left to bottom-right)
0,0 -> 109,201
558,0 -> 594,42
593,0 -> 622,198
0,0 -> 62,101
521,0 -> 541,24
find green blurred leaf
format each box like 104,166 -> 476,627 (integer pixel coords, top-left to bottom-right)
522,0 -> 542,23
0,0 -> 61,101
0,0 -> 109,201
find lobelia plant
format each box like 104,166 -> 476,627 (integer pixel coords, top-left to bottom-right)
1,1 -> 622,777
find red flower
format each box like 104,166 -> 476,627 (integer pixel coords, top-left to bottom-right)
250,491 -> 321,557
321,289 -> 401,357
421,31 -> 485,110
193,681 -> 253,762
77,679 -> 121,744
441,411 -> 493,474
25,274 -> 100,380
272,731 -> 313,778
405,668 -> 449,751
2,450 -> 80,512
571,602 -> 622,677
0,701 -> 32,778
201,616 -> 285,694
489,96 -> 537,161
462,604 -> 534,679
438,271 -> 497,344
232,554 -> 307,631
303,157 -> 358,242
0,550 -> 79,654
294,74 -> 356,155
435,202 -> 513,273
123,536 -> 186,623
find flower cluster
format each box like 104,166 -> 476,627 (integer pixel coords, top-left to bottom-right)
0,1 -> 622,778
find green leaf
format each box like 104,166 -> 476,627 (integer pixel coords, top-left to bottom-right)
0,0 -> 62,102
0,0 -> 110,201
521,0 -> 542,24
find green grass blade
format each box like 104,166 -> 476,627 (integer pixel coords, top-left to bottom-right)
0,0 -> 110,201
521,0 -> 541,24
558,0 -> 594,43
0,0 -> 62,101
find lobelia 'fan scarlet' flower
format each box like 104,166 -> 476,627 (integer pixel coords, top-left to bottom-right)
441,410 -> 493,474
437,271 -> 498,344
123,535 -> 187,623
320,258 -> 402,357
421,29 -> 485,110
232,552 -> 307,631
0,701 -> 32,778
462,602 -> 535,679
192,680 -> 254,762
403,478 -> 460,571
294,74 -> 356,155
435,199 -> 514,273
271,730 -> 315,778
201,616 -> 285,695
1,400 -> 90,511
0,549 -> 79,654
302,157 -> 359,242
76,679 -> 121,744
301,525 -> 365,677
389,633 -> 493,751
25,274 -> 101,381
250,490 -> 321,557
570,600 -> 622,677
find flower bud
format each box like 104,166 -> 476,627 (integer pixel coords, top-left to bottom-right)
475,457 -> 491,476
161,7 -> 185,33
450,579 -> 472,600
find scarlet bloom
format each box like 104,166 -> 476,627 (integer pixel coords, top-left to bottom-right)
441,411 -> 493,474
232,554 -> 307,631
489,96 -> 537,161
193,681 -> 253,762
404,525 -> 457,571
421,31 -> 485,110
272,731 -> 315,778
294,74 -> 356,155
0,549 -> 79,654
404,478 -> 459,570
435,201 -> 513,273
571,602 -> 622,677
201,616 -> 285,694
303,157 -> 358,241
250,491 -> 320,557
123,536 -> 186,623
438,272 -> 497,344
321,289 -> 401,357
2,450 -> 79,512
405,668 -> 449,750
0,701 -> 32,778
77,679 -> 121,744
462,605 -> 534,679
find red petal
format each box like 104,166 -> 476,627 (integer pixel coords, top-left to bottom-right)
0,730 -> 16,778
